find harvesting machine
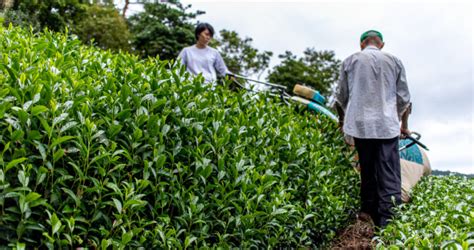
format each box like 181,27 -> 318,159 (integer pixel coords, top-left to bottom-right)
229,73 -> 431,202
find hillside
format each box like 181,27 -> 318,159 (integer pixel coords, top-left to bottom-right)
431,169 -> 474,178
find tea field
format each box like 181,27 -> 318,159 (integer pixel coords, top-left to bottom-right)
0,26 -> 359,248
0,26 -> 472,249
376,175 -> 474,249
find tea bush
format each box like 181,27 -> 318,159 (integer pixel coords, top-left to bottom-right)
0,26 -> 359,248
376,175 -> 474,249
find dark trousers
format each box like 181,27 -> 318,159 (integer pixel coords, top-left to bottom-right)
354,137 -> 401,228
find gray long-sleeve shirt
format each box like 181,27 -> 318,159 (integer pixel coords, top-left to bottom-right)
178,45 -> 229,83
335,45 -> 410,139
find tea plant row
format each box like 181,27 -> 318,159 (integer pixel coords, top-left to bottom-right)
376,175 -> 474,249
0,26 -> 359,248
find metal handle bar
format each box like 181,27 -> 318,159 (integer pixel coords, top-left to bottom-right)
399,132 -> 429,151
228,73 -> 287,90
229,76 -> 291,104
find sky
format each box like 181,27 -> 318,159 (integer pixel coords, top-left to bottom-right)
120,0 -> 473,174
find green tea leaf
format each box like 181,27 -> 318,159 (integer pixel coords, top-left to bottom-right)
2,141 -> 10,155
39,117 -> 52,136
50,136 -> 75,149
16,242 -> 25,250
51,213 -> 61,235
61,188 -> 80,207
1,64 -> 18,82
60,121 -> 78,133
112,198 -> 122,214
11,130 -> 24,142
34,141 -> 47,161
18,170 -> 29,187
23,100 -> 33,111
101,239 -> 111,250
156,155 -> 166,168
303,214 -> 314,221
19,195 -> 29,214
53,149 -> 65,162
121,231 -> 133,245
25,192 -> 41,203
5,157 -> 27,173
184,235 -> 197,249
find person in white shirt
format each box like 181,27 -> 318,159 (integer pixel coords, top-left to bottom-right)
335,30 -> 411,229
178,23 -> 229,83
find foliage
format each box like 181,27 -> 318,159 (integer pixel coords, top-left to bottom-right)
3,1 -> 131,52
1,0 -> 14,10
376,176 -> 474,249
2,9 -> 41,31
119,0 -> 149,17
0,26 -> 359,248
210,29 -> 273,77
267,48 -> 341,96
128,1 -> 204,60
73,4 -> 131,52
6,0 -> 88,32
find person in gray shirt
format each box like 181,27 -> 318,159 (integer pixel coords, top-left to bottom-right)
178,23 -> 229,84
335,30 -> 411,228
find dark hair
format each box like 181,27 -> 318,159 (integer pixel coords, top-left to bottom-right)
195,22 -> 214,40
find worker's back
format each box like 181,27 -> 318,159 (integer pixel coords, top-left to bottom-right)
341,45 -> 405,139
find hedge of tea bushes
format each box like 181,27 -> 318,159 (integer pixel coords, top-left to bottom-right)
376,176 -> 474,249
0,26 -> 359,248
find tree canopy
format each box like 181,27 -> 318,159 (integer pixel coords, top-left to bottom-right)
210,30 -> 273,77
7,0 -> 88,31
267,48 -> 341,96
73,4 -> 131,52
128,1 -> 203,60
2,0 -> 130,51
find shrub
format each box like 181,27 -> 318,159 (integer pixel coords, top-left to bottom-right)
73,5 -> 131,52
0,26 -> 358,248
376,176 -> 474,249
2,9 -> 41,31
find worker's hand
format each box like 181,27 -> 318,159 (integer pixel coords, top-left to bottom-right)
400,128 -> 411,139
226,73 -> 236,81
338,120 -> 344,132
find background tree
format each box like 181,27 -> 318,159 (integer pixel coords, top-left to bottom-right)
128,0 -> 204,60
2,0 -> 131,52
120,0 -> 149,17
6,0 -> 88,32
2,5 -> 41,31
267,48 -> 341,96
73,4 -> 131,52
0,0 -> 14,10
210,29 -> 273,77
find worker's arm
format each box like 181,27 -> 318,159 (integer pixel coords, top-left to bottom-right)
334,61 -> 348,130
335,103 -> 345,129
396,59 -> 411,121
400,103 -> 412,136
214,51 -> 230,77
177,48 -> 187,66
395,59 -> 411,137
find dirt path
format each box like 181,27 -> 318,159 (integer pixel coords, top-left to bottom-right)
330,213 -> 376,249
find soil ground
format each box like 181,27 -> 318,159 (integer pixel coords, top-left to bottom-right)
330,213 -> 376,249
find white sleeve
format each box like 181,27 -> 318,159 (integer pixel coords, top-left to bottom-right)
178,48 -> 187,67
396,59 -> 411,118
214,51 -> 229,76
335,60 -> 349,111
